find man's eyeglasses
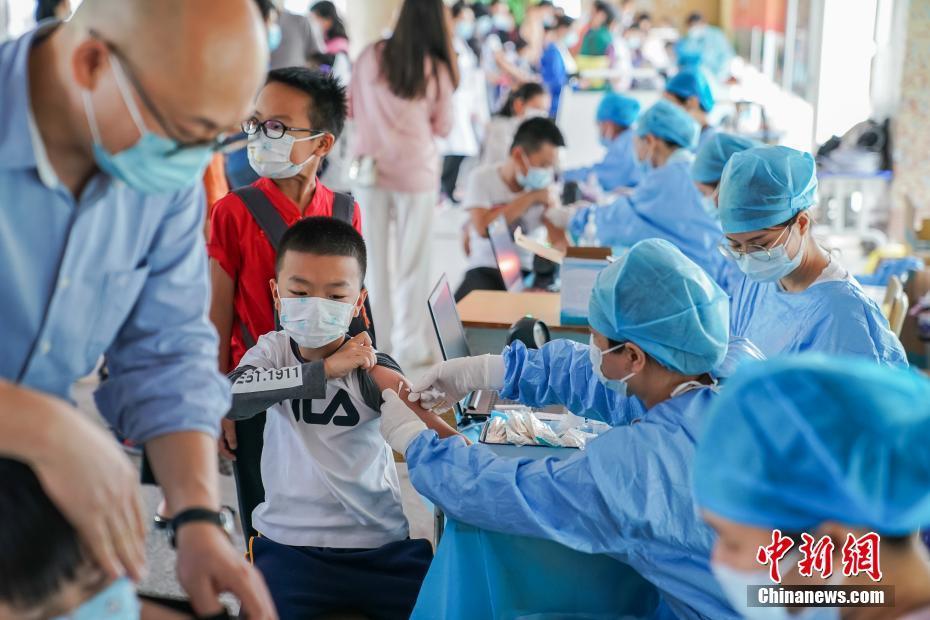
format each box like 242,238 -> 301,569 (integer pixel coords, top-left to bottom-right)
88,29 -> 241,155
241,118 -> 326,141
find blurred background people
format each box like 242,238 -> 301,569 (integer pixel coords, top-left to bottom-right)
349,0 -> 458,370
310,0 -> 349,56
540,14 -> 576,118
440,1 -> 490,206
269,0 -> 324,70
480,81 -> 550,166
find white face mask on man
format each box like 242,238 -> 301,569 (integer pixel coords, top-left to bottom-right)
278,294 -> 358,349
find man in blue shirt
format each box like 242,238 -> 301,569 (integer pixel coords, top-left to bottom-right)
0,0 -> 275,616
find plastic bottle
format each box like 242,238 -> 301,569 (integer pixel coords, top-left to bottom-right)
580,208 -> 598,247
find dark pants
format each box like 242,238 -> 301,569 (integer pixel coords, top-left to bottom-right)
252,535 -> 433,620
441,155 -> 466,202
454,266 -> 505,301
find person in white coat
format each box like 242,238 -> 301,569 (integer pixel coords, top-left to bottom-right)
440,2 -> 490,205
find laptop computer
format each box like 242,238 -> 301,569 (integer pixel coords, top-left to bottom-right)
487,215 -> 526,293
427,275 -> 504,417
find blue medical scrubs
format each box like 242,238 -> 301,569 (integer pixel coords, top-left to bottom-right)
405,340 -> 740,620
571,153 -> 734,292
697,124 -> 718,154
563,129 -> 643,192
540,41 -> 569,118
729,274 -> 908,366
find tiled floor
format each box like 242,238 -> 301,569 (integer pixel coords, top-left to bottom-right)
70,203 -> 471,604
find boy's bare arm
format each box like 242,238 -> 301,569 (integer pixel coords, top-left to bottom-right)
368,365 -> 462,440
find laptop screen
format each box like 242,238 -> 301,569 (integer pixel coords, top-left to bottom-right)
427,275 -> 471,361
488,216 -> 525,292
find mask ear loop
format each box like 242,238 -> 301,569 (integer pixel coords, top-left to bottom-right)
290,131 -> 328,168
108,55 -> 149,138
81,88 -> 105,146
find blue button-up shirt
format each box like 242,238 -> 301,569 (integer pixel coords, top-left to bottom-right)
0,28 -> 230,442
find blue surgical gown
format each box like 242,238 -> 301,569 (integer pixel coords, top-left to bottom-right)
570,159 -> 735,292
729,274 -> 908,366
697,124 -> 718,154
563,129 -> 643,192
676,26 -> 733,80
540,42 -> 569,118
406,340 -> 740,620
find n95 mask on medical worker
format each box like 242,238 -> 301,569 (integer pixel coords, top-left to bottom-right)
278,295 -> 357,349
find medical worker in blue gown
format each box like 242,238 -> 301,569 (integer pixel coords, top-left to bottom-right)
691,132 -> 758,218
694,355 -> 930,619
381,238 -> 740,620
665,68 -> 717,152
566,99 -> 732,291
717,145 -> 907,365
562,92 -> 643,192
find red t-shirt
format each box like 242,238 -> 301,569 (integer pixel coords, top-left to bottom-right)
207,177 -> 363,368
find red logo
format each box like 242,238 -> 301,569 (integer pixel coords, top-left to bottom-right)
757,530 -> 883,583
756,529 -> 795,583
798,533 -> 835,578
842,532 -> 882,582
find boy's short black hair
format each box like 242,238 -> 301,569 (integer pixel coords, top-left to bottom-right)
277,216 -> 367,281
511,117 -> 566,154
266,68 -> 348,139
0,458 -> 101,614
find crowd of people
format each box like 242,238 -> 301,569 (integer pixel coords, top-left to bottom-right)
1,1 -> 928,619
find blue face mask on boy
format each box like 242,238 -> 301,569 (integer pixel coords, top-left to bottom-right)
81,55 -> 213,195
54,577 -> 140,620
516,152 -> 554,191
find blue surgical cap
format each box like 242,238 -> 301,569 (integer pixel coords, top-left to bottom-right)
666,68 -> 715,112
596,92 -> 641,128
588,238 -> 729,375
691,133 -> 759,184
635,100 -> 699,150
718,145 -> 818,234
695,355 -> 930,535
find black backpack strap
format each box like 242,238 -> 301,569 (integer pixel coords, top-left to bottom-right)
234,186 -> 289,252
332,192 -> 354,225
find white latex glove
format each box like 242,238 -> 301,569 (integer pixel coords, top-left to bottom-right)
408,355 -> 506,412
380,389 -> 428,455
544,204 -> 577,230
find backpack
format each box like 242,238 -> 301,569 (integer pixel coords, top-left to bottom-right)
230,187 -> 383,544
233,186 -> 376,348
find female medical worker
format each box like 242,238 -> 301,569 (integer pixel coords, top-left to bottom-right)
690,132 -> 759,293
383,239 -> 740,620
566,100 -> 732,290
694,355 -> 930,619
691,132 -> 758,217
718,145 -> 907,365
562,92 -> 643,192
665,67 -> 716,152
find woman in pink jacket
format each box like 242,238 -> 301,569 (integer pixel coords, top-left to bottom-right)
349,0 -> 459,369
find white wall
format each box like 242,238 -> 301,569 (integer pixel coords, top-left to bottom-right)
813,0 -> 878,143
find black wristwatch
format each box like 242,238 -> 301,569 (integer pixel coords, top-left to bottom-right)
167,507 -> 235,549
